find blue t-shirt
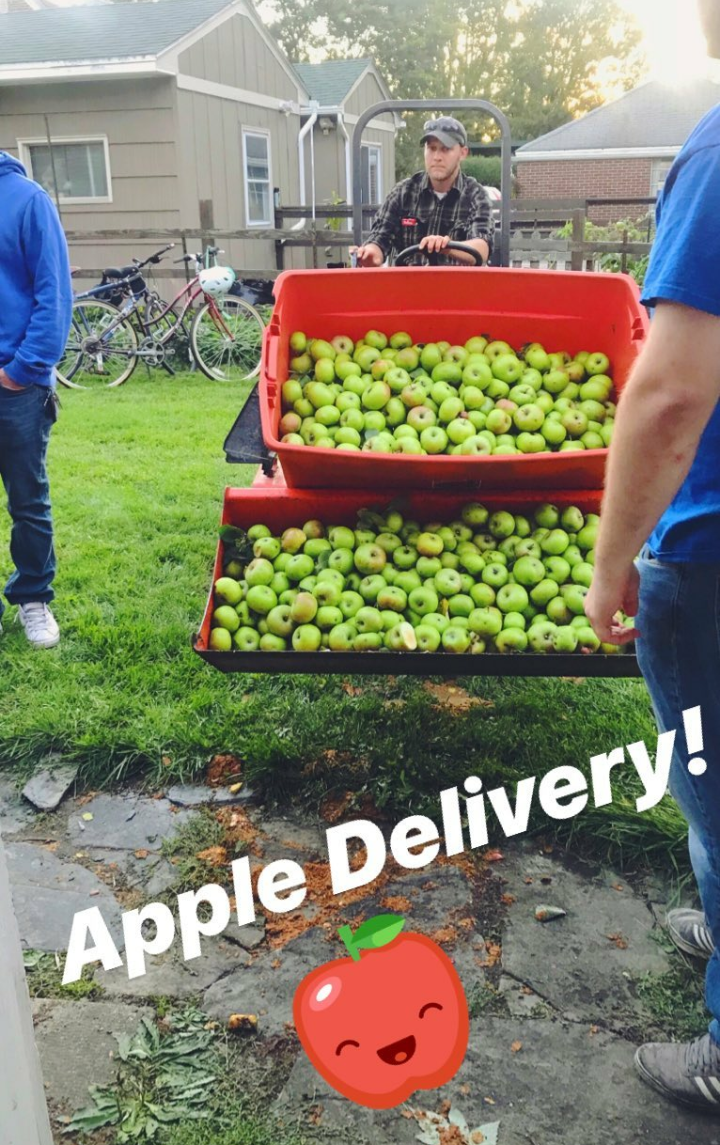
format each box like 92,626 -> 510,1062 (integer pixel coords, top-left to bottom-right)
641,103 -> 720,561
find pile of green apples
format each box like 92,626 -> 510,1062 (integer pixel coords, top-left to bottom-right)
278,330 -> 616,456
208,501 -> 633,655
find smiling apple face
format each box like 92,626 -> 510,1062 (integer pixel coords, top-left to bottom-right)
294,932 -> 469,1109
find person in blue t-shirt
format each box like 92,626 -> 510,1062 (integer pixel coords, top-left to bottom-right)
0,152 -> 72,648
585,0 -> 720,1113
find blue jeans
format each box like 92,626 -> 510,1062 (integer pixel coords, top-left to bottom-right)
0,383 -> 56,617
636,545 -> 720,1044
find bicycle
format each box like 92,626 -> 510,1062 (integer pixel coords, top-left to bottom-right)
57,245 -> 268,389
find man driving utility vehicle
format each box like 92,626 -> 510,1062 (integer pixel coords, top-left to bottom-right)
351,116 -> 495,267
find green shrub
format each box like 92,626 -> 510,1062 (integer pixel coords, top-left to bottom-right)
462,156 -> 502,188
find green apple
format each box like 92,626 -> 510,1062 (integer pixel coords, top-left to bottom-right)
575,625 -> 601,653
496,583 -> 529,613
488,511 -> 515,539
393,545 -> 418,570
540,529 -> 570,556
431,362 -> 463,386
265,604 -> 294,638
355,606 -> 384,633
292,624 -> 322,651
543,555 -> 571,584
447,594 -> 474,619
358,574 -> 387,602
461,502 -> 489,528
414,624 -> 441,651
213,605 -> 241,633
420,426 -> 449,454
376,585 -> 407,612
383,621 -> 417,652
546,596 -> 572,625
434,568 -> 463,596
420,344 -> 442,372
442,626 -> 472,653
529,578 -> 559,607
245,558 -> 275,587
470,582 -> 495,608
494,626 -> 528,652
571,561 -> 594,588
485,340 -> 512,361
290,592 -> 318,623
209,626 -> 233,652
325,622 -> 356,651
562,584 -> 589,615
286,553 -> 315,582
513,404 -> 545,433
481,562 -> 509,589
552,625 -> 579,653
514,539 -> 542,560
516,432 -> 545,454
232,626 -> 260,652
445,418 -> 474,445
527,621 -> 557,653
543,369 -> 569,394
577,522 -> 598,550
270,573 -> 290,596
513,555 -> 546,587
246,585 -> 277,615
214,577 -> 243,606
403,406 -> 435,432
524,346 -> 551,372
312,580 -> 342,609
585,352 -> 610,376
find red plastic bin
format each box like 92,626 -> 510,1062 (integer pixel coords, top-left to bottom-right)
194,485 -> 640,677
259,266 -> 648,491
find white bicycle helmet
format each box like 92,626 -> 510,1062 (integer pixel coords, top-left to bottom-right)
198,265 -> 236,297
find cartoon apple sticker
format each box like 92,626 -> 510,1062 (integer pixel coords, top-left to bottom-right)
293,914 -> 469,1109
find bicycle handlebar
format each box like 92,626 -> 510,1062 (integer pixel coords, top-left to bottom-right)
133,244 -> 176,269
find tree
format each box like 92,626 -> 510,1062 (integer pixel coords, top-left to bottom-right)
267,0 -> 646,176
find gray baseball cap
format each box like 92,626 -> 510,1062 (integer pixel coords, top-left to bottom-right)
421,116 -> 468,148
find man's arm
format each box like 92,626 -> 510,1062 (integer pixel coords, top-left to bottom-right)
3,193 -> 73,387
420,234 -> 489,264
351,183 -> 403,266
584,301 -> 720,642
440,182 -> 494,264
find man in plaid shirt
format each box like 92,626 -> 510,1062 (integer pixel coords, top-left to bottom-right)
352,117 -> 495,267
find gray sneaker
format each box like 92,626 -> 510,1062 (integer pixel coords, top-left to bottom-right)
635,1034 -> 720,1112
666,908 -> 715,961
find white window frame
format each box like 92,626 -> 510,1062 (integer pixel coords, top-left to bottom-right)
241,127 -> 273,228
650,158 -> 673,198
17,135 -> 113,205
361,142 -> 383,205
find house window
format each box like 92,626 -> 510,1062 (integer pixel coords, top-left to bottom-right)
242,129 -> 273,227
19,137 -> 111,204
650,159 -> 673,198
360,143 -> 382,205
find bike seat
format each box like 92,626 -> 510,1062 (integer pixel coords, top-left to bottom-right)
102,265 -> 138,279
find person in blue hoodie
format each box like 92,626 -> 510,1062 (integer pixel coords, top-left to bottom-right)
585,0 -> 720,1115
0,152 -> 72,648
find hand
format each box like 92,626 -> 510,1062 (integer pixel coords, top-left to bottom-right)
584,561 -> 641,645
349,243 -> 384,267
0,369 -> 24,392
418,234 -> 451,255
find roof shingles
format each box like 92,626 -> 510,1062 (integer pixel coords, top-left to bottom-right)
0,0 -> 232,66
292,58 -> 371,107
518,78 -> 720,153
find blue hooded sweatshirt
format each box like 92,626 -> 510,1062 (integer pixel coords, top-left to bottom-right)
0,152 -> 73,387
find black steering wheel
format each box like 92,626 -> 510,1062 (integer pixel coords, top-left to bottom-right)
394,241 -> 485,267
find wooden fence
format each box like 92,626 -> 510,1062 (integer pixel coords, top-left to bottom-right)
64,196 -> 656,281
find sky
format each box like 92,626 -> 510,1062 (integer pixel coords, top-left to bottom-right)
618,0 -> 714,83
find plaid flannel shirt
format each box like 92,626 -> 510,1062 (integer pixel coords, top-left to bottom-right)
365,170 -> 495,266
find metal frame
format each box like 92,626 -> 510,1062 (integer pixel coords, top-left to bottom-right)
351,99 -> 513,267
194,641 -> 641,678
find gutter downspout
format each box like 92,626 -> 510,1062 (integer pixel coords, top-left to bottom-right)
338,112 -> 352,205
292,101 -> 319,232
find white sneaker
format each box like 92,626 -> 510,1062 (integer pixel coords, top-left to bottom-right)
18,602 -> 60,648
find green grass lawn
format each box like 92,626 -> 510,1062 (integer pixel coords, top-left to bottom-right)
0,371 -> 689,873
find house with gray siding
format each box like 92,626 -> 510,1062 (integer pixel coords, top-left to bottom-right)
0,0 -> 397,278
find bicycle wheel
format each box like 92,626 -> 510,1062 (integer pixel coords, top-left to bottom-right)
56,299 -> 138,390
190,296 -> 265,381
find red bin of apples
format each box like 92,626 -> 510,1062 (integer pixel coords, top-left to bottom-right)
259,266 -> 647,491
